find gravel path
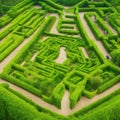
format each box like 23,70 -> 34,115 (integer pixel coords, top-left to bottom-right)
79,12 -> 111,58
55,47 -> 67,64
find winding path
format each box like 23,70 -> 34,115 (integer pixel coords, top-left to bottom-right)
0,8 -> 120,116
0,77 -> 120,116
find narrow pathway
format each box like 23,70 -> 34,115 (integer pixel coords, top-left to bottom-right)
55,47 -> 67,64
61,90 -> 70,115
49,13 -> 60,34
79,12 -> 111,58
105,21 -> 118,35
81,47 -> 89,58
0,22 -> 44,73
31,52 -> 39,61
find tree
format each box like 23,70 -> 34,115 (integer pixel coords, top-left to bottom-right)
111,49 -> 120,66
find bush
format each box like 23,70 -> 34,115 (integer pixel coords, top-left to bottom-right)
70,86 -> 84,109
111,49 -> 120,66
87,75 -> 103,90
0,86 -> 59,120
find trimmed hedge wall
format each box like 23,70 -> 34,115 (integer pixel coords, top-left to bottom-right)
71,88 -> 120,119
0,85 -> 62,120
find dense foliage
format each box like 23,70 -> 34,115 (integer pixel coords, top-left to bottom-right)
51,0 -> 82,6
0,0 -> 120,119
107,0 -> 120,6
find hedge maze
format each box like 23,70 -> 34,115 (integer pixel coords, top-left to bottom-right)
0,0 -> 120,119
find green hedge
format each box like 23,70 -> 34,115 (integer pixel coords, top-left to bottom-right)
0,85 -> 60,120
44,0 -> 63,10
51,83 -> 65,108
70,86 -> 84,109
38,1 -> 60,14
0,73 -> 42,97
0,34 -> 24,62
84,13 -> 102,39
75,7 -> 92,47
83,89 -> 97,98
71,88 -> 120,118
98,74 -> 120,93
52,0 -> 81,6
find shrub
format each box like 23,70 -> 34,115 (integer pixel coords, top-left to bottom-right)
111,49 -> 120,66
87,75 -> 103,90
51,83 -> 65,108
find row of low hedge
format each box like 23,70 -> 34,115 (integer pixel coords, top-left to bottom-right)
75,7 -> 93,47
0,73 -> 42,97
63,70 -> 88,108
0,34 -> 24,62
43,0 -> 63,10
71,87 -> 120,118
2,16 -> 55,74
57,14 -> 79,35
60,25 -> 75,29
7,2 -> 34,18
0,0 -> 33,27
84,12 -> 117,40
98,74 -> 120,93
84,13 -> 102,40
78,7 -> 115,13
102,37 -> 119,53
58,29 -> 79,35
14,15 -> 45,38
0,84 -> 63,120
108,13 -> 120,36
0,7 -> 36,40
75,94 -> 120,120
38,1 -> 61,14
